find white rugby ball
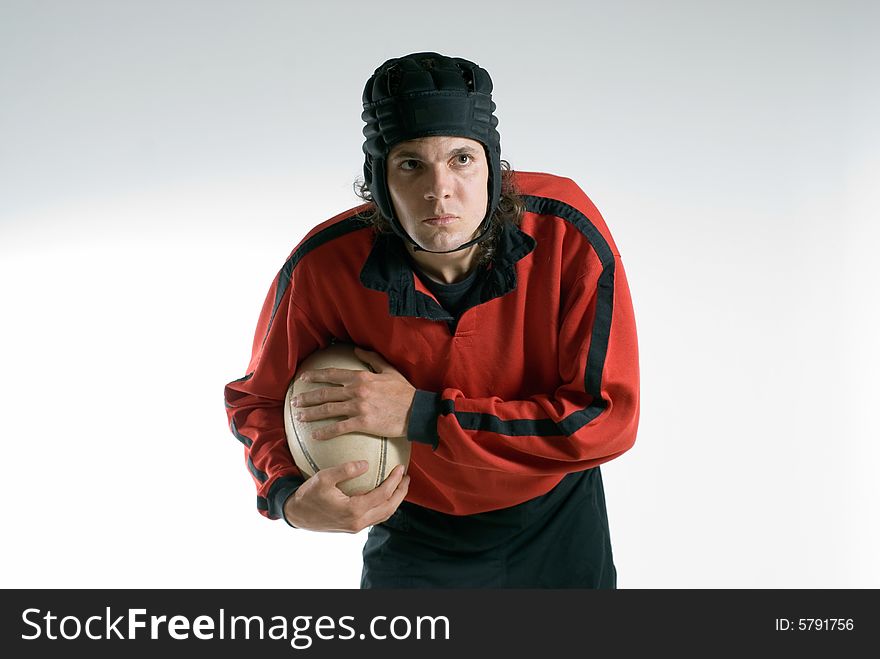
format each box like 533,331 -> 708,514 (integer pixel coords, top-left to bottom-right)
283,342 -> 411,496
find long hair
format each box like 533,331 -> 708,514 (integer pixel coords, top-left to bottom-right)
353,160 -> 526,265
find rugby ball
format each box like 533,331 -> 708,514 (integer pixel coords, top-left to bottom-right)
283,343 -> 411,496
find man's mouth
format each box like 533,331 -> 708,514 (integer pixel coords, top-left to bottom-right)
423,215 -> 458,225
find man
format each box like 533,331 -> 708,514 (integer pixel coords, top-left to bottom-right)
224,52 -> 640,588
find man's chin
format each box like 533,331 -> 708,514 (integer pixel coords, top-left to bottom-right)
412,226 -> 485,254
413,235 -> 468,254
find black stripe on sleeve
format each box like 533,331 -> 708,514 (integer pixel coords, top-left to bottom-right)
521,195 -> 615,267
247,456 -> 268,483
262,215 -> 371,348
224,372 -> 254,408
229,419 -> 253,447
585,262 -> 615,398
454,413 -> 561,436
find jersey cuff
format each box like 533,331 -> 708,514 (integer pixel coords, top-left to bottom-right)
407,389 -> 441,450
268,475 -> 307,526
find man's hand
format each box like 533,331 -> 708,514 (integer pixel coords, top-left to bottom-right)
283,461 -> 410,533
289,347 -> 416,440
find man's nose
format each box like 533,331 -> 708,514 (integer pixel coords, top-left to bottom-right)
424,166 -> 453,200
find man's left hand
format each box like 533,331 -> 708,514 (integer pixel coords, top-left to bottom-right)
290,347 -> 416,440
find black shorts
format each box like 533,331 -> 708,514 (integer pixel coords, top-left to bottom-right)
360,467 -> 616,588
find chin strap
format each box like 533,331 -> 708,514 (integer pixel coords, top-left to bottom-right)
395,211 -> 494,255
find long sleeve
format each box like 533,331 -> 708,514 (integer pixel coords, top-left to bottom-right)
223,264 -> 326,520
415,252 -> 640,476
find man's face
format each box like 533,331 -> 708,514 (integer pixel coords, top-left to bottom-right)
386,136 -> 489,253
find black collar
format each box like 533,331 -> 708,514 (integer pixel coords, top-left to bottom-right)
359,221 -> 537,321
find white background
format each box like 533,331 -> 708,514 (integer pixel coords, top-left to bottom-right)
1,0 -> 877,588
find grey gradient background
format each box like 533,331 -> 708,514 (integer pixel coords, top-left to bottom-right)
1,0 -> 877,588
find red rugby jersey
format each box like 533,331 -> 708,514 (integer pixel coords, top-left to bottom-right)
224,171 -> 640,517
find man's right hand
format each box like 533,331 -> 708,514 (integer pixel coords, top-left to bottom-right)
282,461 -> 410,533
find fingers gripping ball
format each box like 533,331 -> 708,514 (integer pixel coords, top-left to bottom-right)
283,343 -> 411,496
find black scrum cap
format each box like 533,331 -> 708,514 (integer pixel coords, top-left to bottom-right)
361,52 -> 502,253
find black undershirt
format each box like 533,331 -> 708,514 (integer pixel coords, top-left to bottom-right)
406,254 -> 485,332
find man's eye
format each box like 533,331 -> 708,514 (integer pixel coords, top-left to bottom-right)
455,154 -> 472,165
400,160 -> 419,170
